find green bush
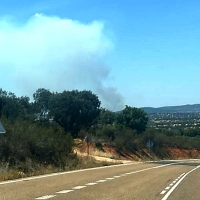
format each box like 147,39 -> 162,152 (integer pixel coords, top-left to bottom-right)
95,141 -> 103,150
0,119 -> 74,169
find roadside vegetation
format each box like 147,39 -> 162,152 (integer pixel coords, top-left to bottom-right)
1,88 -> 200,181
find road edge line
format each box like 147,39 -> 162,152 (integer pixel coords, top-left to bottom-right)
0,162 -> 139,185
161,165 -> 200,200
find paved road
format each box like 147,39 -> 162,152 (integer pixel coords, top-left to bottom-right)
1,160 -> 200,200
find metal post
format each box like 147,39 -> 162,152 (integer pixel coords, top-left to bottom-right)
149,144 -> 151,161
84,136 -> 90,156
87,143 -> 89,156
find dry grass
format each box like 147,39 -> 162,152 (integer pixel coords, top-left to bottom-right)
0,163 -> 65,182
89,149 -> 113,158
0,156 -> 117,182
0,140 -> 131,182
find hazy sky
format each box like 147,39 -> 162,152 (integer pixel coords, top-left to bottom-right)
1,0 -> 200,110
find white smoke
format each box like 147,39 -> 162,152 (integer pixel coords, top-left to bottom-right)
0,14 -> 124,111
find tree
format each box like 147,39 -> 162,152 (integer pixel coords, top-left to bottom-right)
33,88 -> 52,112
49,90 -> 101,137
98,109 -> 116,125
116,105 -> 148,133
0,89 -> 31,119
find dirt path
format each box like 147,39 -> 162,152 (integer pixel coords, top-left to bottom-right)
91,155 -> 132,164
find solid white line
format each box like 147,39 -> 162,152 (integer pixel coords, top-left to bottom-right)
35,195 -> 56,199
1,160 -> 190,186
56,190 -> 73,194
73,186 -> 86,190
157,159 -> 200,162
0,162 -> 136,185
161,165 -> 200,200
129,163 -> 177,175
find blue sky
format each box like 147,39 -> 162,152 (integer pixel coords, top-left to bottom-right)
1,0 -> 200,110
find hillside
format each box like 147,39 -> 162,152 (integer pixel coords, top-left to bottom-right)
74,139 -> 200,162
142,104 -> 200,114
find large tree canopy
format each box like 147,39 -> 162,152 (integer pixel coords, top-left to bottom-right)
116,105 -> 148,133
98,108 -> 116,125
0,88 -> 31,119
49,90 -> 101,137
33,88 -> 52,112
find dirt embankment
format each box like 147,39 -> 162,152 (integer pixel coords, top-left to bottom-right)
166,147 -> 200,159
74,139 -> 200,162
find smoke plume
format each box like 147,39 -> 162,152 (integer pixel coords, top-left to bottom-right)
0,14 -> 124,111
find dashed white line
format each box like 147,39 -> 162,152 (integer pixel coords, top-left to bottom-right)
56,190 -> 73,194
86,182 -> 98,186
161,165 -> 200,200
96,180 -> 107,183
121,174 -> 127,176
2,160 -> 196,186
160,191 -> 166,195
0,162 -> 135,185
73,186 -> 87,190
179,173 -> 185,178
160,173 -> 185,195
35,195 -> 56,199
34,162 -> 185,200
106,178 -> 114,180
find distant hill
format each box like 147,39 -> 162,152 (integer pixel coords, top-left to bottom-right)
142,104 -> 200,114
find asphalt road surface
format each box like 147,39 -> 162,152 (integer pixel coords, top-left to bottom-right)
1,159 -> 200,200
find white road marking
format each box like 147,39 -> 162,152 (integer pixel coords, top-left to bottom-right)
121,174 -> 127,176
86,182 -> 98,186
129,163 -> 178,176
181,173 -> 185,176
178,173 -> 185,178
73,186 -> 87,190
114,176 -> 121,178
106,178 -> 114,180
12,161 -> 195,200
0,162 -> 136,185
34,162 -> 185,200
35,195 -> 56,199
1,160 -> 192,186
96,180 -> 107,183
161,165 -> 200,200
56,190 -> 73,194
160,173 -> 187,196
